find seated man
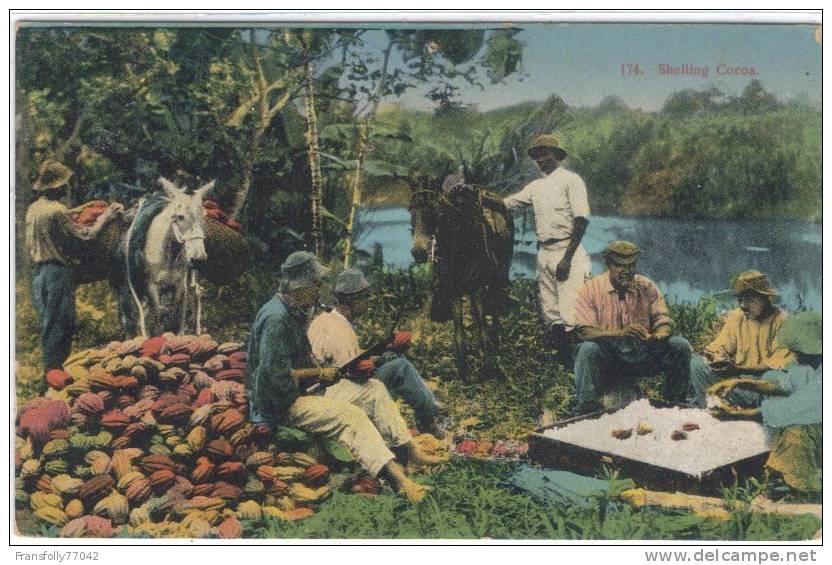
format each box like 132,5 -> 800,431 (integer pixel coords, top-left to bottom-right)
689,270 -> 794,407
307,268 -> 446,438
245,252 -> 434,503
573,240 -> 691,413
708,311 -> 821,494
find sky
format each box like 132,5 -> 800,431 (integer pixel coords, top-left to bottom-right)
363,23 -> 821,112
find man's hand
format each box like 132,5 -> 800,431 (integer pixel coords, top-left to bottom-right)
109,202 -> 125,214
624,324 -> 651,341
318,367 -> 340,386
350,359 -> 376,382
387,331 -> 412,352
555,257 -> 572,282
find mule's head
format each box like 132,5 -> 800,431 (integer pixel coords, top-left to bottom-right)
409,189 -> 439,264
159,177 -> 215,264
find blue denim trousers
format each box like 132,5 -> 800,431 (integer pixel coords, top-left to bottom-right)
374,355 -> 439,428
31,262 -> 76,370
574,336 -> 691,408
688,354 -> 762,408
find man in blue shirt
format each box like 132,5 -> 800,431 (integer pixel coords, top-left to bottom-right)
245,251 -> 433,502
708,311 -> 821,493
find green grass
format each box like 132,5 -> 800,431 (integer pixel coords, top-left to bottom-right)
246,458 -> 820,540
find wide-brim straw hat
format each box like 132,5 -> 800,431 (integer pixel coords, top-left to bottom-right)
33,160 -> 73,192
775,310 -> 822,356
731,270 -> 779,297
602,240 -> 641,265
527,134 -> 568,160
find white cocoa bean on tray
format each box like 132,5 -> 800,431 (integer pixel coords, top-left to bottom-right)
542,399 -> 771,477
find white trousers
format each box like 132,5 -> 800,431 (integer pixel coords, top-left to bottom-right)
287,379 -> 412,476
536,241 -> 592,329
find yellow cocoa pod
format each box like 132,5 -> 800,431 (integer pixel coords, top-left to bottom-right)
64,382 -> 91,397
34,505 -> 68,527
288,452 -> 317,468
165,435 -> 183,448
186,426 -> 206,451
94,491 -> 130,525
289,483 -> 329,502
271,466 -> 305,481
51,474 -> 84,497
235,500 -> 262,521
65,364 -> 89,383
129,507 -> 151,528
120,355 -> 138,370
186,517 -> 212,538
262,505 -> 287,520
30,491 -> 64,511
21,458 -> 42,478
65,499 -> 84,520
117,471 -> 146,492
156,424 -> 176,437
42,439 -> 70,458
172,443 -> 194,459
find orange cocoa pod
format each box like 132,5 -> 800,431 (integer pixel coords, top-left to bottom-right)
301,464 -> 329,487
148,469 -> 176,492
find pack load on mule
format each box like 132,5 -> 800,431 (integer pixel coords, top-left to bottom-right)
71,196 -> 249,287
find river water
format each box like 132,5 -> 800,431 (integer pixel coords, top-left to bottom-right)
353,207 -> 822,311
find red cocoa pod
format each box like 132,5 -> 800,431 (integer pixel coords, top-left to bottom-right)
96,390 -> 113,407
227,360 -> 247,371
36,474 -> 54,493
301,464 -> 330,487
681,422 -> 700,432
123,422 -> 147,438
117,394 -> 135,409
214,369 -> 244,382
161,353 -> 191,367
100,410 -> 131,430
194,388 -> 214,408
169,476 -> 194,499
216,461 -> 245,483
158,403 -> 192,423
228,351 -> 247,363
217,515 -> 243,539
125,478 -> 152,505
111,375 -> 139,389
139,385 -> 160,401
140,336 -> 166,358
211,409 -> 245,435
46,369 -> 73,390
138,454 -> 179,474
284,508 -> 315,520
211,482 -> 243,502
456,439 -> 478,455
191,483 -> 215,497
671,430 -> 688,441
191,457 -> 216,483
256,466 -> 275,484
111,436 -> 132,450
150,393 -> 189,414
75,392 -> 105,416
177,383 -> 197,398
206,439 -> 234,461
271,480 -> 290,495
350,477 -> 381,495
148,469 -> 176,492
79,475 -> 114,507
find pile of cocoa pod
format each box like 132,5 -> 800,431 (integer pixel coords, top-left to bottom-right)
15,334 -> 382,539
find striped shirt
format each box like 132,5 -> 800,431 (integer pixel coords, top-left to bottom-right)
575,273 -> 672,332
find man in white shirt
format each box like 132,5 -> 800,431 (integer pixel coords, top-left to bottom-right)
503,134 -> 592,358
308,269 -> 445,438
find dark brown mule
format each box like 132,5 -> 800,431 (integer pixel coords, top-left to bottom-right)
410,179 -> 514,380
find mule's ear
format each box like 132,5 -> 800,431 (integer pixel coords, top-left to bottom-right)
194,180 -> 215,200
159,177 -> 181,199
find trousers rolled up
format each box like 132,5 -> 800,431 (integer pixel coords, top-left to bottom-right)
536,241 -> 591,330
288,379 -> 412,477
574,336 -> 691,407
374,355 -> 439,429
688,354 -> 762,408
31,262 -> 76,370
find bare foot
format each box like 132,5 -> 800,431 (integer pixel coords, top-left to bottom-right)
408,442 -> 447,465
400,478 -> 431,503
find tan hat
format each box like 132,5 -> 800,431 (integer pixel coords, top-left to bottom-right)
527,134 -> 568,160
602,240 -> 641,265
33,160 -> 73,192
731,270 -> 778,297
280,251 -> 331,292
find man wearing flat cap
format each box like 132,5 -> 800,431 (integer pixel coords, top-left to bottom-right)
25,160 -> 121,373
504,134 -> 591,358
572,240 -> 691,413
245,253 -> 434,502
689,270 -> 795,407
307,268 -> 445,438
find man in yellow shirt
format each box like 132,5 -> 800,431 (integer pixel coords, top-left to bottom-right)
689,270 -> 794,406
25,161 -> 120,372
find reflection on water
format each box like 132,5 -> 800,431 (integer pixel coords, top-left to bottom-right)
354,208 -> 822,311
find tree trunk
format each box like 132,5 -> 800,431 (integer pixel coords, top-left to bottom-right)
302,32 -> 324,258
342,37 -> 393,267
